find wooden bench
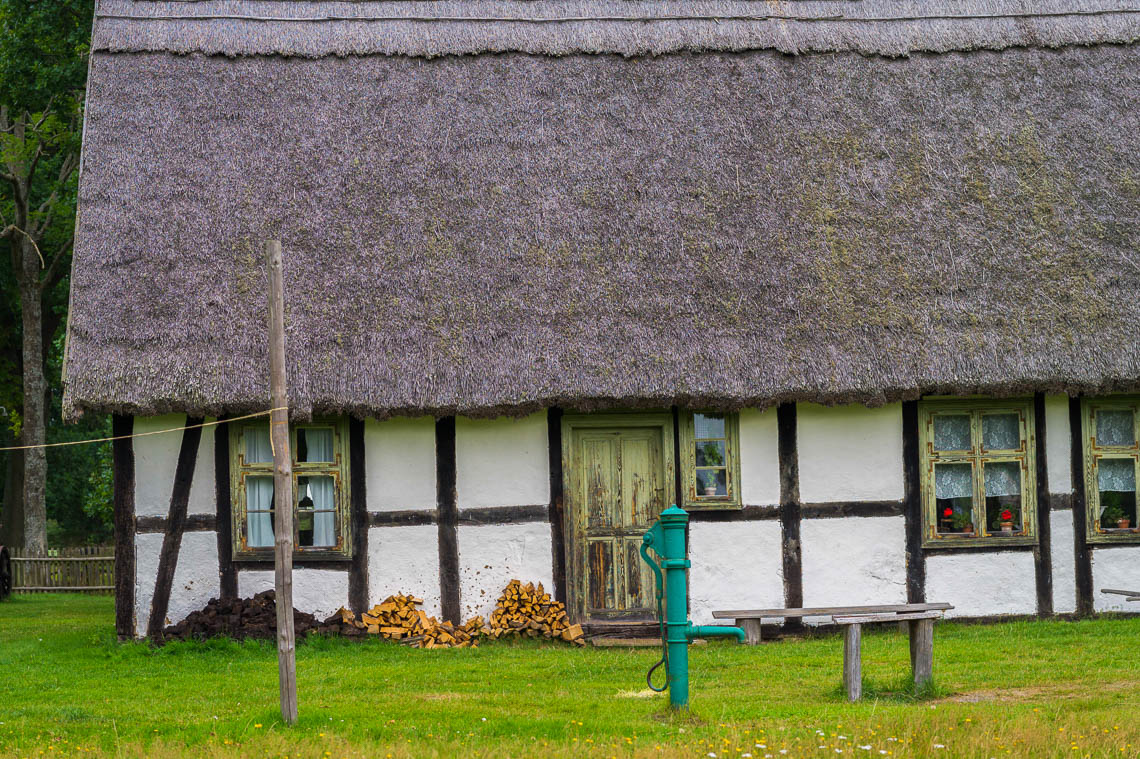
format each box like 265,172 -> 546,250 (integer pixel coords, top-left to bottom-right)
712,602 -> 953,702
711,602 -> 952,645
1102,588 -> 1140,602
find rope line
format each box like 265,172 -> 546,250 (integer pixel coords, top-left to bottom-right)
0,408 -> 288,452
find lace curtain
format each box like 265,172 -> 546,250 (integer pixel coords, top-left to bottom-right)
1098,458 -> 1136,493
935,463 -> 973,499
245,427 -> 273,464
982,414 -> 1020,451
299,429 -> 335,547
1096,411 -> 1135,447
933,415 -> 970,451
984,461 -> 1021,497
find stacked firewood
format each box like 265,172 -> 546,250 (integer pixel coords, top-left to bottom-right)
162,590 -> 319,642
319,580 -> 585,647
321,593 -> 490,648
488,580 -> 585,645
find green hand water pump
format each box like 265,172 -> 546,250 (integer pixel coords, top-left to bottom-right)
640,505 -> 746,710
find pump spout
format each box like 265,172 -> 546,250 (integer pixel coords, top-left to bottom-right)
688,624 -> 747,643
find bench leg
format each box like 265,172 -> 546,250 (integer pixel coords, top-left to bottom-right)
738,618 -> 762,645
909,618 -> 934,690
843,624 -> 862,702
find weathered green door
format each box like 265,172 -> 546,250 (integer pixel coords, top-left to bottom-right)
564,417 -> 672,622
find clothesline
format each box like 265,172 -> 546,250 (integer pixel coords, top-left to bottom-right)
0,408 -> 288,452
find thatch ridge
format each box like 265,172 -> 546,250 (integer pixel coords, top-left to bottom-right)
93,0 -> 1140,59
64,45 -> 1140,418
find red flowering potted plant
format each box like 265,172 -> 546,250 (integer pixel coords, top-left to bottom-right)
942,506 -> 973,534
999,508 -> 1015,533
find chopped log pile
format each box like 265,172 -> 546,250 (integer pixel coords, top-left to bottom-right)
161,590 -> 319,642
488,580 -> 585,645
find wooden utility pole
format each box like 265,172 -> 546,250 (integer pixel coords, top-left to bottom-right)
266,240 -> 298,725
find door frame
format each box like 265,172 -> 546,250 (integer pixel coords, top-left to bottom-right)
561,412 -> 677,623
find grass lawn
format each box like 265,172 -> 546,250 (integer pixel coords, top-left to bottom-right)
2,595 -> 1140,758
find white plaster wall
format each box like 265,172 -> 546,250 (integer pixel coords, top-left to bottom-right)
368,525 -> 442,617
456,413 -> 549,509
925,551 -> 1037,618
801,517 -> 907,607
738,408 -> 780,506
797,403 -> 904,503
238,569 -> 349,621
1092,546 -> 1140,612
689,521 -> 784,624
1050,509 -> 1077,614
1045,394 -> 1072,496
133,531 -> 220,637
134,414 -> 216,517
364,417 -> 436,511
457,523 -> 554,620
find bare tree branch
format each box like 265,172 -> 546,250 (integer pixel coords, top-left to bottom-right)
30,150 -> 80,239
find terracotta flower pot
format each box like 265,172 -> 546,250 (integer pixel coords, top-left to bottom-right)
703,486 -> 718,496
1000,520 -> 1014,533
1118,518 -> 1131,529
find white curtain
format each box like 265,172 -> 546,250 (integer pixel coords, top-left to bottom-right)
301,476 -> 336,547
245,427 -> 273,464
300,428 -> 334,462
246,476 -> 274,547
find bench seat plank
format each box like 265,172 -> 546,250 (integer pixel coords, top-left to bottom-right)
712,602 -> 952,620
833,611 -> 943,625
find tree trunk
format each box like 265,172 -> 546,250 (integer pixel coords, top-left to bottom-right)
0,433 -> 25,547
18,237 -> 46,553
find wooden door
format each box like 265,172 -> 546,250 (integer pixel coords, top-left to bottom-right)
564,415 -> 673,622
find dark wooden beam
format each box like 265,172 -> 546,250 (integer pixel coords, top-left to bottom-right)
368,509 -> 437,527
802,500 -> 905,519
348,418 -> 369,615
1069,396 -> 1093,617
902,401 -> 925,604
777,403 -> 803,627
1033,393 -> 1054,617
436,416 -> 460,624
458,504 -> 550,525
547,408 -> 567,606
147,417 -> 204,640
689,505 -> 781,522
214,418 -> 236,601
112,414 -> 136,641
136,513 -> 216,533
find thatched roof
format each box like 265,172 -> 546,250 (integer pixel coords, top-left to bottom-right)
94,0 -> 1140,58
64,4 -> 1140,419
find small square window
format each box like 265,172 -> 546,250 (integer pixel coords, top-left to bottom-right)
680,412 -> 741,510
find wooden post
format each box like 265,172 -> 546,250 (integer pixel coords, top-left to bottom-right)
843,623 -> 862,702
911,618 -> 934,690
738,618 -> 762,646
266,240 -> 298,725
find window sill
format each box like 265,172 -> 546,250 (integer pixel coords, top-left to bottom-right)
922,535 -> 1038,550
1086,529 -> 1140,545
681,499 -> 743,512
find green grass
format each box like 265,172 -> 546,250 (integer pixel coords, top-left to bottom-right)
3,595 -> 1140,758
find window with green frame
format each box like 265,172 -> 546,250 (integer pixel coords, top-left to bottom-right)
1082,398 -> 1140,543
918,400 -> 1037,547
230,418 -> 351,560
679,412 -> 741,510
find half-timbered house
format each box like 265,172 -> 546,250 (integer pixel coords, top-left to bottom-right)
65,0 -> 1140,638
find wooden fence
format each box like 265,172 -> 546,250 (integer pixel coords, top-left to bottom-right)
9,546 -> 114,593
